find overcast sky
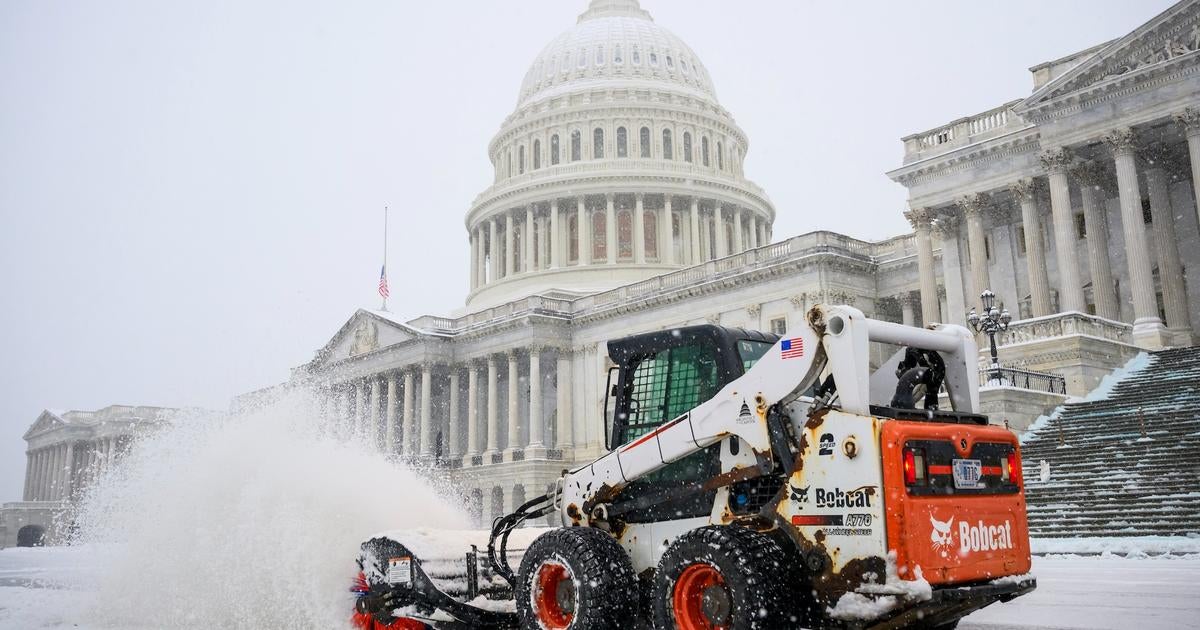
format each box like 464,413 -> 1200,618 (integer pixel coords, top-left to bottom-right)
0,0 -> 1175,501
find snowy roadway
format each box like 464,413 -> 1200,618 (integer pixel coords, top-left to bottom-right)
1,548 -> 1198,629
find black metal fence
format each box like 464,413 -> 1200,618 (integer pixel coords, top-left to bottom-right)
980,366 -> 1067,394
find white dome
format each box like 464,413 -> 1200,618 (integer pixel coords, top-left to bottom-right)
516,0 -> 717,108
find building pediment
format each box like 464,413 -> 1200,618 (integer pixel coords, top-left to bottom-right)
314,309 -> 424,366
1018,0 -> 1200,113
23,410 -> 65,440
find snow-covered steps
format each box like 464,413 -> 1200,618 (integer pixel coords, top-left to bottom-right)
1019,346 -> 1200,539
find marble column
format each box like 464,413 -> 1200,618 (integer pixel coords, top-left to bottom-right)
1011,178 -> 1053,317
489,219 -> 499,282
486,356 -> 500,455
633,193 -> 646,263
605,194 -> 616,264
403,370 -> 416,456
689,198 -> 701,263
419,364 -> 433,457
506,351 -> 520,450
1174,108 -> 1200,229
23,452 -> 32,500
1074,164 -> 1119,320
662,196 -> 675,264
469,231 -> 477,290
477,227 -> 486,285
958,193 -> 992,299
1105,127 -> 1168,347
556,351 -> 573,449
935,213 -> 968,327
714,203 -> 728,258
353,380 -> 365,439
1041,148 -> 1087,313
906,207 -> 940,325
550,199 -> 560,269
524,205 -> 535,273
369,377 -> 382,449
900,294 -> 916,327
528,348 -> 543,448
578,198 -> 591,265
1144,146 -> 1191,338
466,362 -> 480,458
385,375 -> 398,454
447,368 -> 461,459
37,449 -> 47,500
505,211 -> 515,276
749,215 -> 759,249
733,209 -> 744,252
64,441 -> 74,498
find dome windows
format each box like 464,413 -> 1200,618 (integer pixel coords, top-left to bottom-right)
578,49 -> 587,69
717,142 -> 724,170
519,146 -> 526,174
701,136 -> 710,167
639,127 -> 651,158
533,140 -> 542,170
596,45 -> 605,66
551,135 -> 561,166
649,50 -> 658,67
614,44 -> 623,64
593,128 -> 605,159
666,55 -> 674,71
632,46 -> 641,65
683,132 -> 692,163
617,127 -> 628,158
571,131 -> 582,161
662,129 -> 673,160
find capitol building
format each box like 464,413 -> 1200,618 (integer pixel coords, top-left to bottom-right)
280,0 -> 1200,525
14,0 -> 1194,540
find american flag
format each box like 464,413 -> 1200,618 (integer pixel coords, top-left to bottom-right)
781,337 -> 805,360
378,264 -> 390,299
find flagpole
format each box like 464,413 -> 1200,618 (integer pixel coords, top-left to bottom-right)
381,205 -> 389,311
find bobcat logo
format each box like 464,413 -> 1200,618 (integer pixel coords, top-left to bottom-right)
790,484 -> 810,503
930,513 -> 956,557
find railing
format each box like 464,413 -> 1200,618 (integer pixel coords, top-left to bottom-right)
980,366 -> 1067,394
1002,311 -> 1133,346
901,100 -> 1027,161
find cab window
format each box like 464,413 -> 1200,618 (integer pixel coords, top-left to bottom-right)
621,342 -> 720,443
737,339 -> 774,372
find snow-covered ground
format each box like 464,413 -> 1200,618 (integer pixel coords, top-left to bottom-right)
2,546 -> 1198,629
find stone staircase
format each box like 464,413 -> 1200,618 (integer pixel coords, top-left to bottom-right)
1019,346 -> 1200,539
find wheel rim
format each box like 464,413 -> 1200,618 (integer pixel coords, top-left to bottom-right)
533,561 -> 575,629
673,563 -> 732,630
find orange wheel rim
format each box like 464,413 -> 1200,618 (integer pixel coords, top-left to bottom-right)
533,561 -> 575,629
672,563 -> 731,630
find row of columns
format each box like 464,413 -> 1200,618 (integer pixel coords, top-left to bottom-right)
909,110 -> 1200,347
469,194 -> 771,289
24,437 -> 123,502
327,348 -> 574,464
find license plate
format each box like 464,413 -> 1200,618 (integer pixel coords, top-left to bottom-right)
952,459 -> 983,489
386,557 -> 412,586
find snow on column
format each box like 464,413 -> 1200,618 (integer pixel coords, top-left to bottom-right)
369,378 -> 382,450
385,375 -> 398,455
662,195 -> 675,264
1105,127 -> 1168,348
733,209 -> 744,253
713,203 -> 727,258
486,356 -> 499,456
419,364 -> 433,457
1041,148 -> 1086,313
934,213 -> 967,327
578,198 -> 590,265
605,194 -> 616,264
1074,163 -> 1119,321
1144,148 -> 1191,338
550,199 -> 560,268
634,193 -> 645,263
466,362 -> 479,458
505,211 -> 515,277
524,205 -> 535,274
447,367 -> 461,459
488,218 -> 499,282
403,370 -> 416,456
506,351 -> 520,451
1011,178 -> 1052,317
958,194 -> 992,302
1174,108 -> 1200,230
905,207 -> 939,324
528,347 -> 543,448
556,350 -> 573,450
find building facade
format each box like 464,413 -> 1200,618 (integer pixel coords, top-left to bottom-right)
0,405 -> 175,548
295,0 -> 1200,527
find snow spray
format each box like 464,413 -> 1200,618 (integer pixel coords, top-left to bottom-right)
70,388 -> 465,629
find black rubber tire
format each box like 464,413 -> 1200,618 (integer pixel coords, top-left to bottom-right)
651,526 -> 788,630
515,527 -> 638,630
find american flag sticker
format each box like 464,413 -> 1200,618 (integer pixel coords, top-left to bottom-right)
781,337 -> 805,360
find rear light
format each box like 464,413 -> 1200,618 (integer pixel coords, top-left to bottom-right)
1007,450 -> 1022,486
903,446 -> 926,485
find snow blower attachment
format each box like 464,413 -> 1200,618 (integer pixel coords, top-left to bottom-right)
353,304 -> 1037,629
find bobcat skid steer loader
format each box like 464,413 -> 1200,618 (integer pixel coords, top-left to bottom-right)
352,304 -> 1036,630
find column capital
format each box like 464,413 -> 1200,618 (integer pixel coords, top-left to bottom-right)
1103,127 -> 1139,157
1009,177 -> 1043,203
634,192 -> 644,202
1174,107 -> 1200,136
605,192 -> 614,203
957,193 -> 991,217
903,207 -> 935,229
1038,147 -> 1074,174
745,303 -> 761,318
933,211 -> 960,236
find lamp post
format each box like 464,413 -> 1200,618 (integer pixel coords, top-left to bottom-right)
967,289 -> 1012,382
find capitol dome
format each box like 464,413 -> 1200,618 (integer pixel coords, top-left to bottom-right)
464,0 -> 775,310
